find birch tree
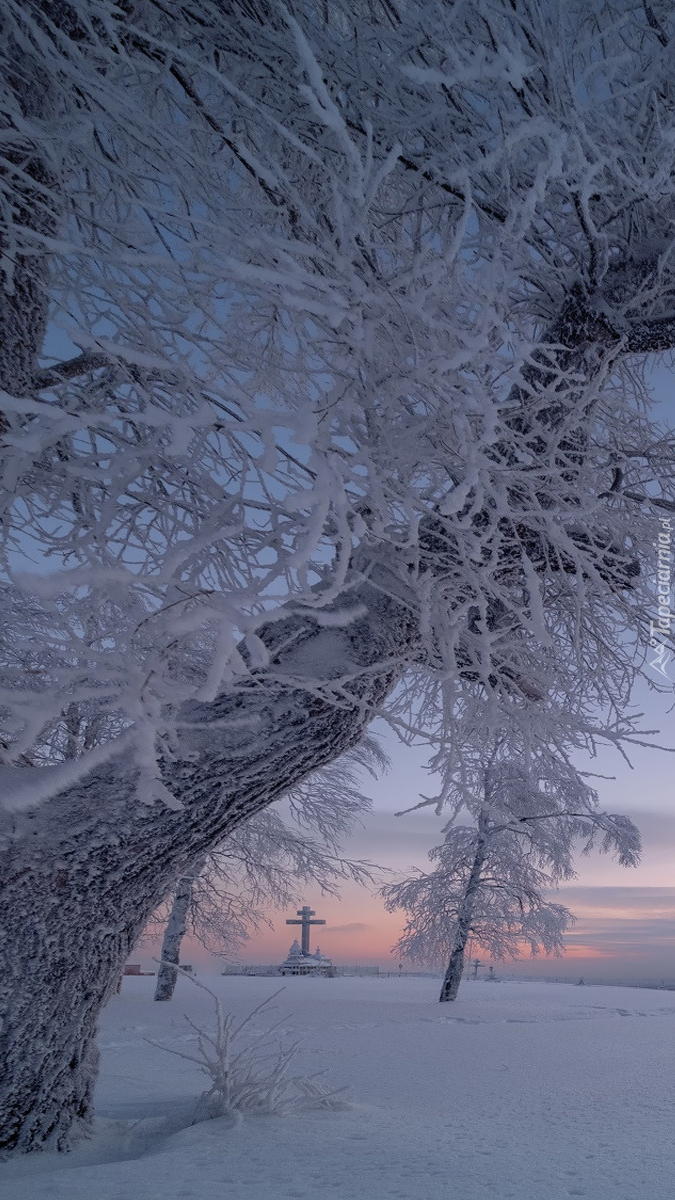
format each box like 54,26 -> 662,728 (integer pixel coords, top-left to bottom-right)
1,0 -> 675,1155
383,750 -> 640,1001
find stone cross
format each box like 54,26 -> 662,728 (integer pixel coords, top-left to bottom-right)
286,905 -> 326,955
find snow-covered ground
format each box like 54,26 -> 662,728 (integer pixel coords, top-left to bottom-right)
2,975 -> 675,1199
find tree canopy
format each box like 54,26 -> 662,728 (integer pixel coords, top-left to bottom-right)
2,0 -> 675,806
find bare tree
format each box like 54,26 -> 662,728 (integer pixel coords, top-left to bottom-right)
1,0 -> 675,1155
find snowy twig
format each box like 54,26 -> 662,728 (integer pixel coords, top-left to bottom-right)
146,964 -> 350,1122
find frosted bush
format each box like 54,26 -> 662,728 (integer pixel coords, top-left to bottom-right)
148,970 -> 349,1123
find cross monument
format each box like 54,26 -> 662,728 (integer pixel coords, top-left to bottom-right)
286,905 -> 326,955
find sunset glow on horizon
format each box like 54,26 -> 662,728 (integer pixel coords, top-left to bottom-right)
141,687 -> 675,986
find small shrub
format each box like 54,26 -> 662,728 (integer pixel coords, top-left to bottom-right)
148,967 -> 349,1123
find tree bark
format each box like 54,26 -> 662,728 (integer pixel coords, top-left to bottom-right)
438,811 -> 489,1003
0,575 -> 418,1155
0,28 -> 59,406
153,855 -> 207,1001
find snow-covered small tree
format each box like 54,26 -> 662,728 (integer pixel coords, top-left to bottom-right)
383,751 -> 640,1002
148,979 -> 349,1121
384,810 -> 574,994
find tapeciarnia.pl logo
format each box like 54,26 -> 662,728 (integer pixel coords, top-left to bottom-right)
649,515 -> 673,680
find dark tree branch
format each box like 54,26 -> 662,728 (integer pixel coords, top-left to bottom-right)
34,353 -> 109,389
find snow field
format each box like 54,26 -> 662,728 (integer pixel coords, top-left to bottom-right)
2,975 -> 675,1200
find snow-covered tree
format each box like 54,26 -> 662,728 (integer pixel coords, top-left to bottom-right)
384,812 -> 575,995
2,0 -> 675,1154
383,750 -> 640,1001
153,746 -> 382,1000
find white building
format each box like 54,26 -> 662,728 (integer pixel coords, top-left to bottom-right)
279,938 -> 334,976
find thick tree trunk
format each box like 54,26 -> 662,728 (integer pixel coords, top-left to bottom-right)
0,575 -> 417,1154
438,812 -> 489,1003
154,855 -> 207,1001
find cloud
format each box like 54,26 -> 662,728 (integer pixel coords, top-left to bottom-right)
551,886 -> 675,963
324,922 -> 372,934
557,885 -> 675,914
